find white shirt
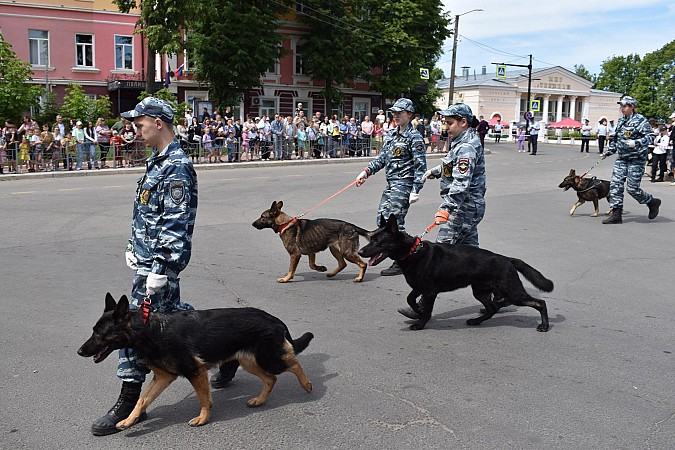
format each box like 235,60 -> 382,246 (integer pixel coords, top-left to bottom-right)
597,124 -> 608,137
654,134 -> 670,155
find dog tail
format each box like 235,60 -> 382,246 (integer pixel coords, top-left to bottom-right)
289,332 -> 314,354
352,225 -> 372,241
510,258 -> 554,292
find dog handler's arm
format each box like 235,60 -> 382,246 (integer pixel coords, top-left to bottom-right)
151,163 -> 197,276
411,131 -> 428,195
437,143 -> 476,219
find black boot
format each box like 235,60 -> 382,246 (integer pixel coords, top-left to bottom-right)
602,207 -> 623,224
91,382 -> 145,436
380,261 -> 403,276
647,198 -> 661,220
210,361 -> 240,389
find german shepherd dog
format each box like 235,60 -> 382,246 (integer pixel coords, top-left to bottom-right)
253,201 -> 370,283
78,293 -> 313,430
558,169 -> 611,217
358,215 -> 554,332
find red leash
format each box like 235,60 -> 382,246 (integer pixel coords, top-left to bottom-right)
278,180 -> 357,233
401,221 -> 438,258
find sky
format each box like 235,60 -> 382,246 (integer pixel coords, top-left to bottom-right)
438,0 -> 675,79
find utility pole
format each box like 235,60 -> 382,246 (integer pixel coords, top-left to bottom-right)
492,54 -> 533,127
447,9 -> 483,107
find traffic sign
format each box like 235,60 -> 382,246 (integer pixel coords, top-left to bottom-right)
530,99 -> 541,112
496,65 -> 506,78
420,68 -> 430,80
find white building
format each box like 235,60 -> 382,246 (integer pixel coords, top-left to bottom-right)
436,66 -> 622,130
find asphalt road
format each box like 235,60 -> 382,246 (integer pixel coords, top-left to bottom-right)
1,142 -> 673,449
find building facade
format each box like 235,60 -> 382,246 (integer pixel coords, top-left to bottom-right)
1,1 -> 384,120
436,66 -> 622,131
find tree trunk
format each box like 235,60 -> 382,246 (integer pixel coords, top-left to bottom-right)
146,51 -> 156,94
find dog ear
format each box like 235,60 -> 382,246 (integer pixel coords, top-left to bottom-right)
378,215 -> 387,229
569,169 -> 575,176
271,201 -> 278,210
113,295 -> 130,320
104,293 -> 116,312
276,200 -> 283,210
386,214 -> 399,235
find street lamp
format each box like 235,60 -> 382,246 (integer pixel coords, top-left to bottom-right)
447,8 -> 483,107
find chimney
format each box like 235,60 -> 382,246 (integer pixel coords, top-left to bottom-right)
481,65 -> 486,75
461,66 -> 469,80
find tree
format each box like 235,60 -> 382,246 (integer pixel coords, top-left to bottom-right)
0,34 -> 43,122
630,40 -> 675,119
295,0 -> 374,111
366,0 -> 450,104
187,0 -> 286,107
113,0 -> 202,93
574,64 -> 596,85
595,54 -> 641,95
59,84 -> 111,123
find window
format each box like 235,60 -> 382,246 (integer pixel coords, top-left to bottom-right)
115,35 -> 133,70
261,99 -> 276,119
75,34 -> 94,67
294,40 -> 307,76
353,100 -> 368,121
29,29 -> 49,66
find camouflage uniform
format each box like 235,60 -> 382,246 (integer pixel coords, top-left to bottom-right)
117,139 -> 198,383
364,120 -> 427,231
604,107 -> 654,209
429,116 -> 486,247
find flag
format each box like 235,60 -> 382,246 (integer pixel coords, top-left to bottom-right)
176,63 -> 184,77
164,59 -> 172,87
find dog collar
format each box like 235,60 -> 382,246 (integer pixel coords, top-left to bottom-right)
399,236 -> 422,260
278,217 -> 298,234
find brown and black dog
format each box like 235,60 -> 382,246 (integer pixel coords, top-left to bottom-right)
253,201 -> 370,283
78,293 -> 313,430
558,169 -> 611,217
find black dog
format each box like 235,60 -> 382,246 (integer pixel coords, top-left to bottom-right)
78,293 -> 313,430
358,215 -> 554,332
558,169 -> 611,217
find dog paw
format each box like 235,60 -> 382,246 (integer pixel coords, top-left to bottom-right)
277,277 -> 291,283
537,324 -> 550,332
302,381 -> 313,393
247,397 -> 267,407
353,276 -> 363,282
591,213 -> 598,217
314,265 -> 327,272
466,317 -> 483,326
188,416 -> 209,427
409,321 -> 427,330
116,418 -> 135,430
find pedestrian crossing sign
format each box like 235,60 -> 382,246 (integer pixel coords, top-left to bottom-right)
496,65 -> 506,78
530,100 -> 541,112
420,68 -> 430,80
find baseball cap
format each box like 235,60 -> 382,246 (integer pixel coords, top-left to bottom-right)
388,98 -> 415,113
121,97 -> 175,123
438,103 -> 474,121
617,96 -> 637,106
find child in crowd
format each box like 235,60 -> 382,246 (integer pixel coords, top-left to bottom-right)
19,135 -> 31,172
296,123 -> 307,160
62,131 -> 76,171
517,127 -> 526,152
110,130 -> 123,168
202,128 -> 213,163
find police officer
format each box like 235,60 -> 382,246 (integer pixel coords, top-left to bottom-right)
602,96 -> 661,224
355,98 -> 427,276
91,98 -> 208,435
424,103 -> 486,246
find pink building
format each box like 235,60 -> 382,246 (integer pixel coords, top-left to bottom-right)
1,1 -> 384,119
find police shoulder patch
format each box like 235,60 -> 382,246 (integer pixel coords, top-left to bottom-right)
457,158 -> 470,174
169,180 -> 186,204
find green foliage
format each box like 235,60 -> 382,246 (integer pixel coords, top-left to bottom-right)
0,34 -> 43,122
574,64 -> 596,85
59,84 -> 112,123
34,90 -> 59,125
187,1 -> 286,107
417,67 -> 445,117
595,40 -> 675,120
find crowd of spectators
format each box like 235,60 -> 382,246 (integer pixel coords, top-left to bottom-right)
0,106 -> 458,175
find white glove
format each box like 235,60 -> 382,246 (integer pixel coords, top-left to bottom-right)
146,273 -> 168,296
422,169 -> 436,180
409,192 -> 420,204
125,250 -> 137,270
626,139 -> 635,148
356,170 -> 368,187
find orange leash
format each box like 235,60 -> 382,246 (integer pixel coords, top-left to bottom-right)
296,180 -> 357,219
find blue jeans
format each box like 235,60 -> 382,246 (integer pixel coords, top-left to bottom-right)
76,143 -> 86,169
274,135 -> 283,159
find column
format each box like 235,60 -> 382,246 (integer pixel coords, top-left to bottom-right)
542,94 -> 551,124
556,95 -> 564,122
514,95 -> 521,124
569,96 -> 577,120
